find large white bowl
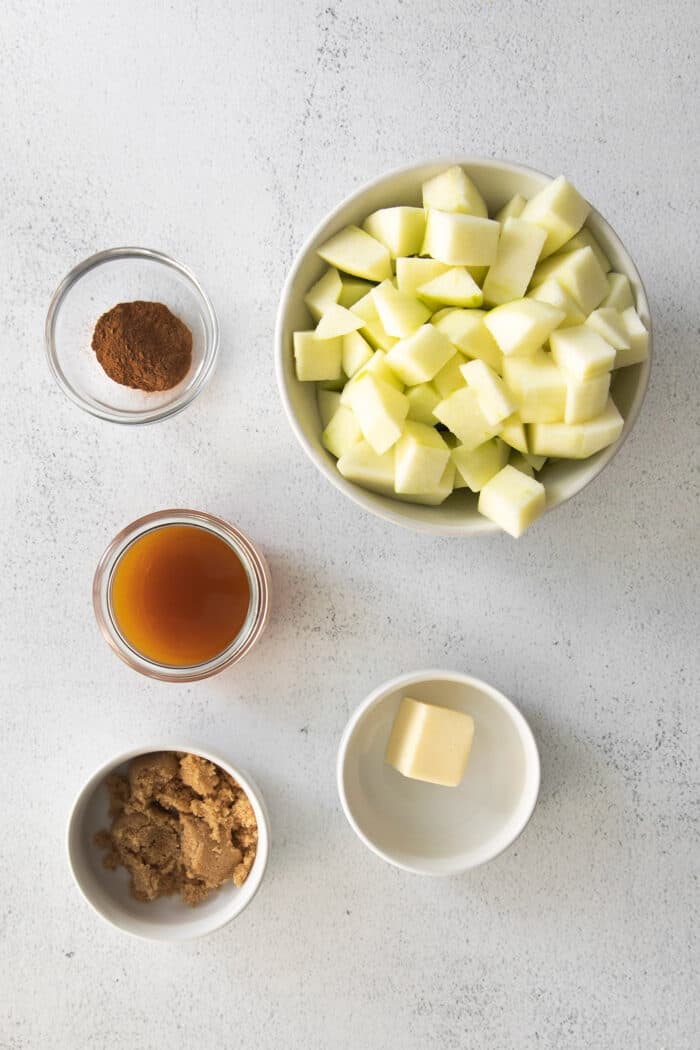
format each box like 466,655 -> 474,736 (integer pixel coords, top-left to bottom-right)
337,670 -> 540,875
275,158 -> 652,536
67,744 -> 270,941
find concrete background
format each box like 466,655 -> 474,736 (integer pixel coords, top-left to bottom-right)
1,1 -> 698,1047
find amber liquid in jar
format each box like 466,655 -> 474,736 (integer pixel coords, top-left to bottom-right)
110,524 -> 251,667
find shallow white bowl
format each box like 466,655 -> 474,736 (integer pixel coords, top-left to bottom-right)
337,670 -> 540,875
275,158 -> 652,536
67,744 -> 270,940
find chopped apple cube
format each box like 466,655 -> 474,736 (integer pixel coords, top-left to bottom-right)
550,325 -> 616,380
321,405 -> 363,459
337,440 -> 395,496
529,398 -> 624,458
484,299 -> 565,357
600,272 -> 635,312
527,277 -> 586,328
316,304 -> 364,339
394,421 -> 450,494
395,257 -> 450,296
434,387 -> 501,451
460,359 -> 517,425
585,308 -> 630,351
432,350 -> 468,398
495,193 -> 527,223
345,373 -> 409,454
564,371 -> 611,424
304,267 -> 342,321
482,218 -> 547,306
317,388 -> 341,428
417,267 -> 482,308
341,330 -> 374,377
341,351 -> 404,404
433,309 -> 503,373
531,246 -> 610,315
293,330 -> 342,382
406,382 -> 440,425
350,289 -> 399,351
372,280 -> 431,338
452,437 -> 509,492
555,226 -> 611,272
422,210 -> 500,266
523,452 -> 547,471
400,460 -> 456,505
500,413 -> 528,454
616,308 -> 650,367
337,276 -> 374,308
520,175 -> 591,258
386,324 -> 456,385
478,465 -> 546,537
502,351 -> 567,423
422,165 -> 488,218
363,206 -> 426,257
317,225 -> 392,282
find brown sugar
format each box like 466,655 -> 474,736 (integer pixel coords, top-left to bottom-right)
91,300 -> 192,392
95,752 -> 258,906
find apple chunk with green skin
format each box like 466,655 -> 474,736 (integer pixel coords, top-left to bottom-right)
345,373 -> 409,454
452,437 -> 509,492
550,325 -> 616,380
519,175 -> 590,258
395,257 -> 450,296
422,165 -> 488,218
434,386 -> 501,451
372,280 -> 431,338
422,210 -> 500,266
478,465 -> 546,537
529,398 -> 624,458
484,299 -> 565,357
386,324 -> 456,385
363,207 -> 425,257
315,304 -> 364,339
417,267 -> 483,308
317,225 -> 392,282
482,218 -> 547,306
502,351 -> 567,423
394,421 -> 451,494
321,405 -> 363,459
305,267 -> 341,321
293,331 -> 342,382
460,359 -> 516,425
531,246 -> 609,315
433,309 -> 503,373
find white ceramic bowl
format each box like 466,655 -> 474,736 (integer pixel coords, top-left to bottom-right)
337,670 -> 540,875
67,745 -> 270,940
275,158 -> 652,535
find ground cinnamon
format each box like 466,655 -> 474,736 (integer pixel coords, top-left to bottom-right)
91,300 -> 192,392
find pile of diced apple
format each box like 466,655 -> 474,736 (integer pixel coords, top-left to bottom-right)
292,166 -> 649,537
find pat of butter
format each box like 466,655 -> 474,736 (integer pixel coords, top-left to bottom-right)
385,696 -> 475,787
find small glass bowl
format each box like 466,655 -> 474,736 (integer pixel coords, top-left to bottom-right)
45,247 -> 219,424
93,510 -> 271,682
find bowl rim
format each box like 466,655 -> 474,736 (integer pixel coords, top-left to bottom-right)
66,743 -> 270,941
45,246 -> 221,425
336,668 -> 541,876
275,155 -> 653,536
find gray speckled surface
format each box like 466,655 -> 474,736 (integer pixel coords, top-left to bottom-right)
1,1 -> 698,1047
